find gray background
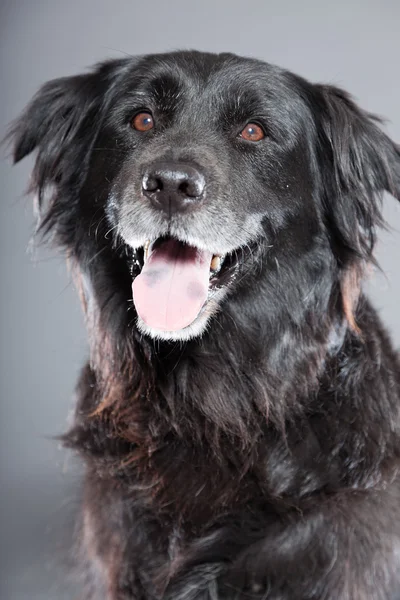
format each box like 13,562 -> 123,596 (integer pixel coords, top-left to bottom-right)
1,0 -> 400,598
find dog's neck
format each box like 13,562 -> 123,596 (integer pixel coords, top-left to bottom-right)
87,285 -> 346,448
66,288 -> 400,525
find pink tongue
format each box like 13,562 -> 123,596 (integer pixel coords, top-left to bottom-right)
132,240 -> 212,331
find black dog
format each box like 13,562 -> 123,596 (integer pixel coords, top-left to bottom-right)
9,50 -> 400,599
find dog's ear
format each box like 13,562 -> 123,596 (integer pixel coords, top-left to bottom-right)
6,58 -> 129,234
316,84 -> 400,262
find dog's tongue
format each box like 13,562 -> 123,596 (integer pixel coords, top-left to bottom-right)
132,239 -> 212,331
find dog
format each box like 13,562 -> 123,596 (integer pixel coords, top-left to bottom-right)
8,50 -> 400,599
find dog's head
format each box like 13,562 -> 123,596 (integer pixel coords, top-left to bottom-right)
9,51 -> 400,343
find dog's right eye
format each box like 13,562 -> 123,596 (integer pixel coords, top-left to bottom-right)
239,123 -> 265,142
131,112 -> 154,132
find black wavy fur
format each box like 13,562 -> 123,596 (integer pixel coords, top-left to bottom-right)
8,50 -> 400,599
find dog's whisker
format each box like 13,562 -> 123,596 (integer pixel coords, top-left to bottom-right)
85,245 -> 108,266
92,147 -> 126,152
93,214 -> 108,242
104,224 -> 118,239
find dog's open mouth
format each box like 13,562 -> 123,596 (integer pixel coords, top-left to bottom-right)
128,236 -> 238,332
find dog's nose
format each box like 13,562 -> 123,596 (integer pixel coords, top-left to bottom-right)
142,162 -> 206,214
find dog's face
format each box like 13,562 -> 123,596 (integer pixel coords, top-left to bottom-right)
10,51 -> 400,343
103,53 -> 320,340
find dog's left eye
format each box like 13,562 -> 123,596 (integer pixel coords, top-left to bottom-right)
239,123 -> 265,142
131,112 -> 154,132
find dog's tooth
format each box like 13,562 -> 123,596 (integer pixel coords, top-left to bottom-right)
210,255 -> 221,272
144,240 -> 150,261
